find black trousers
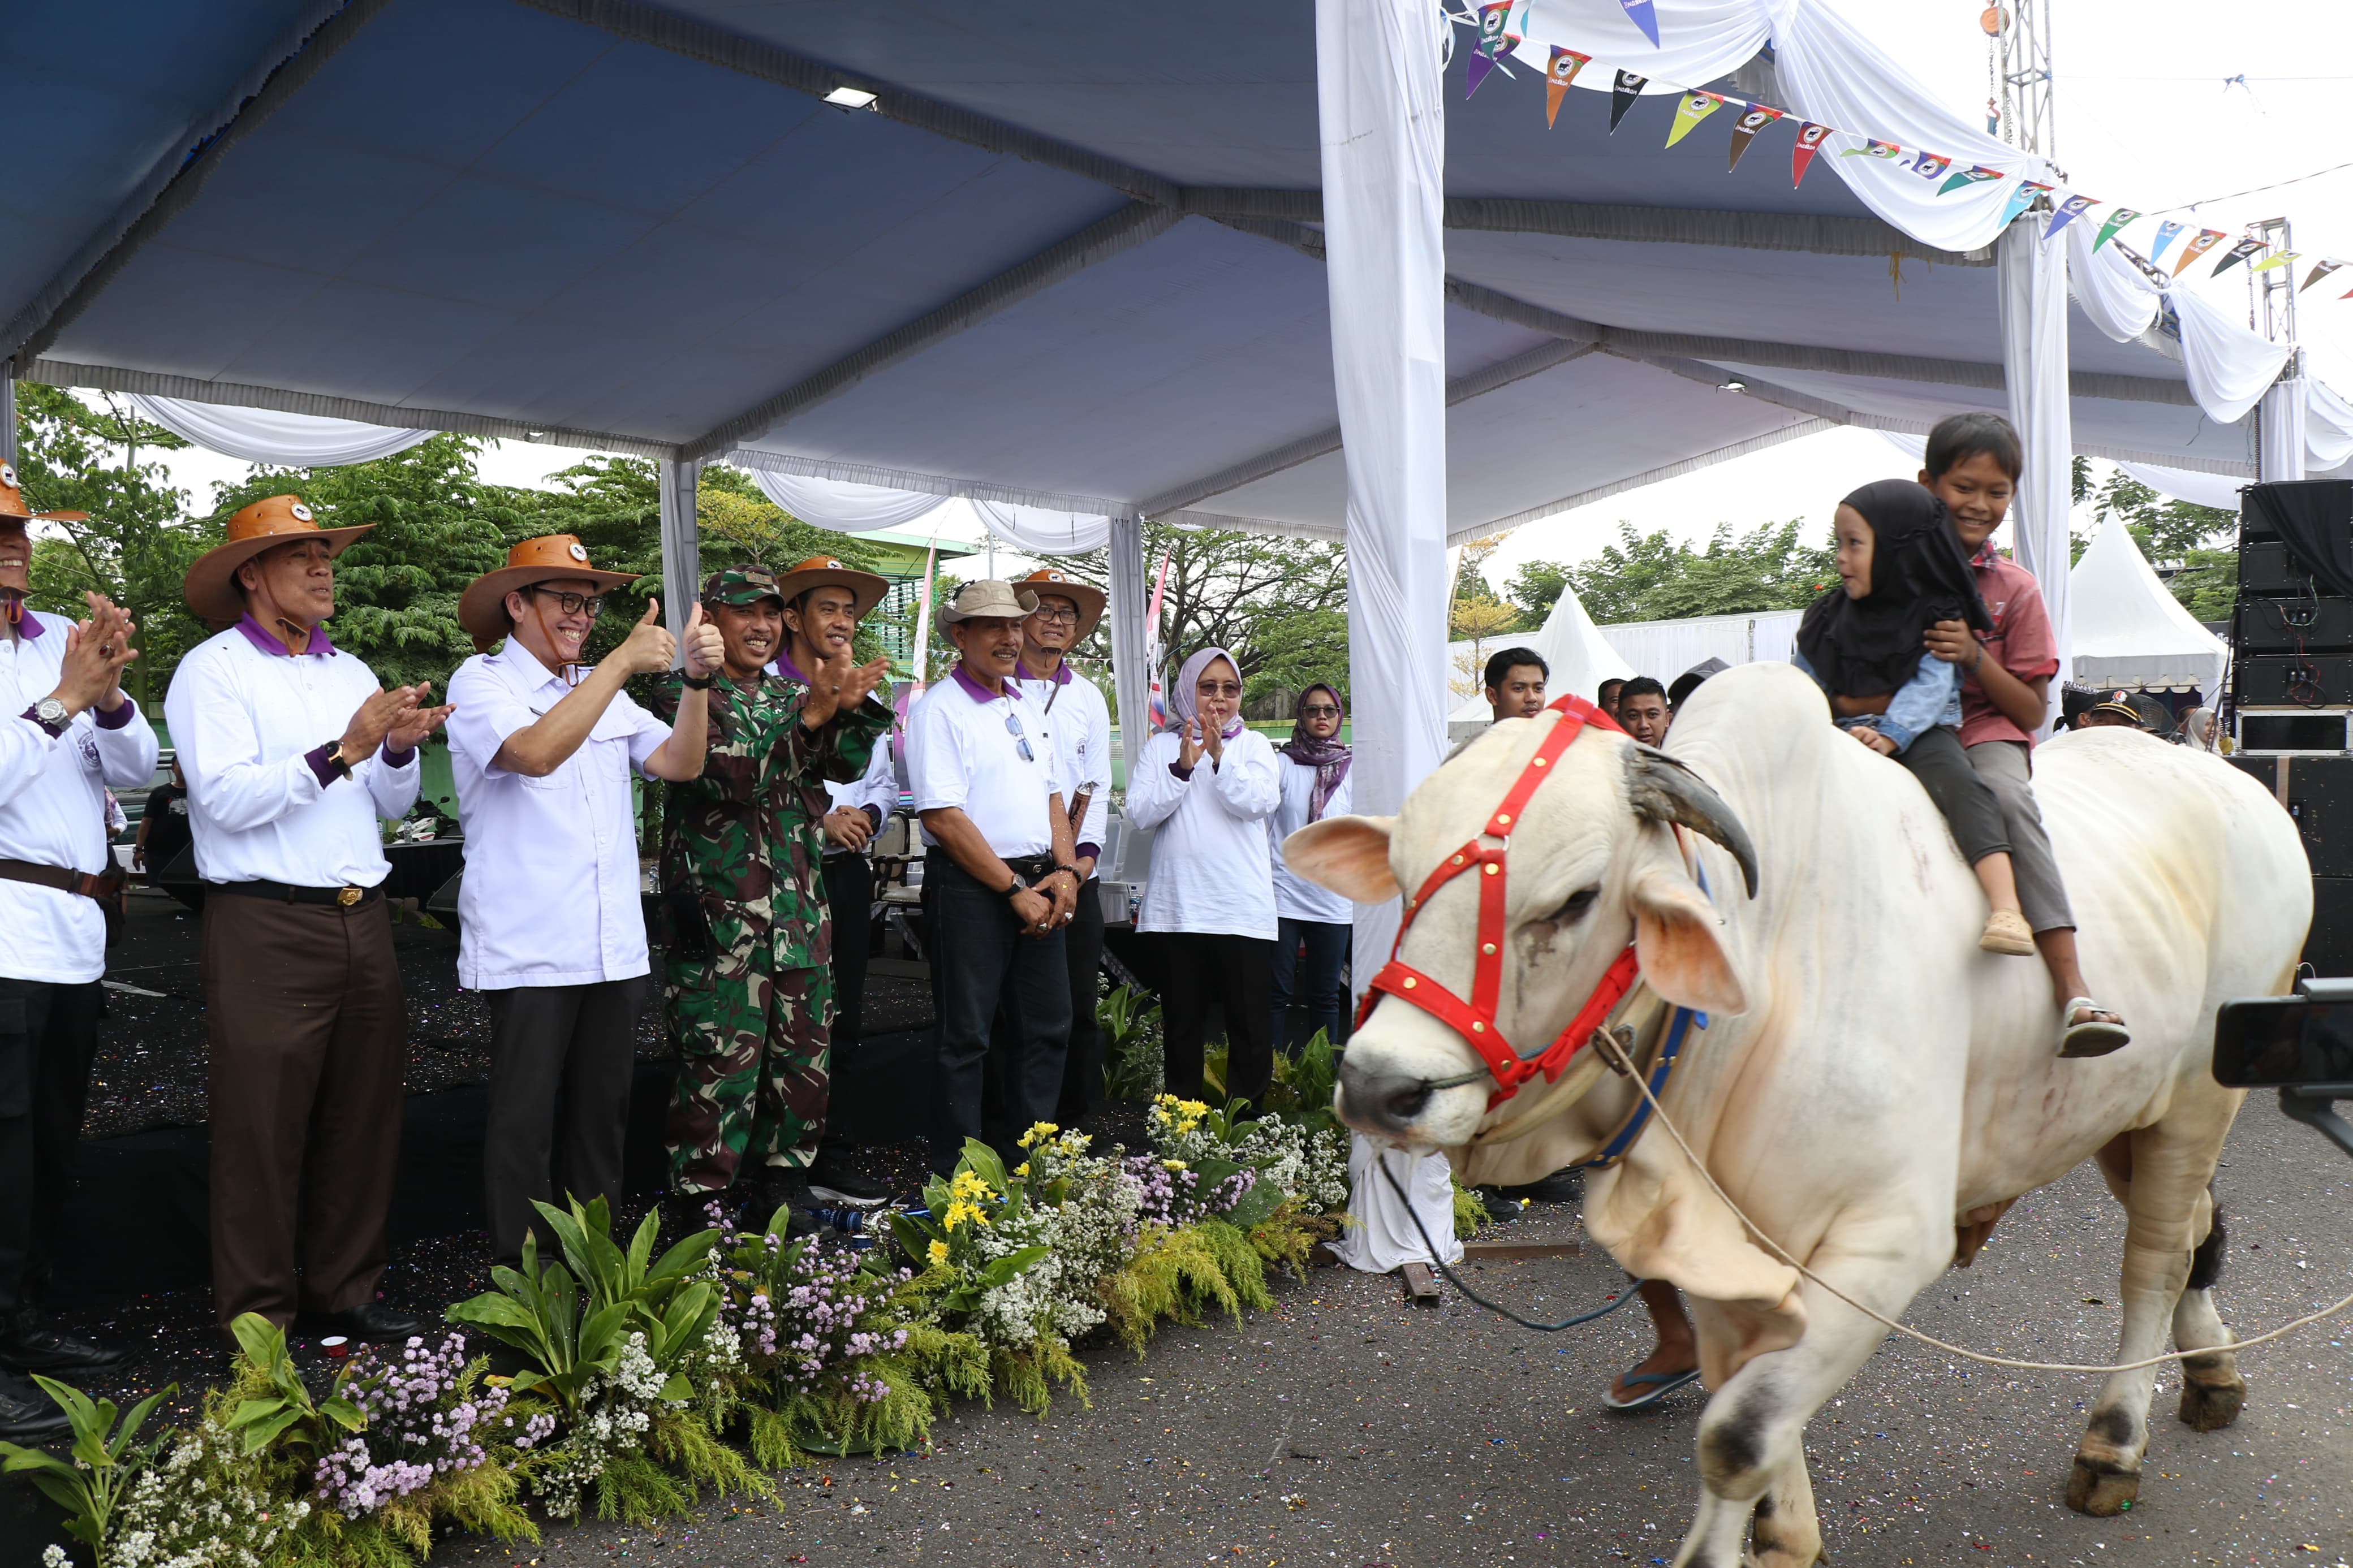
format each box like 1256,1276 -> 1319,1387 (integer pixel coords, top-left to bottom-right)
926,853 -> 1069,1172
821,853 -> 874,1156
0,979 -> 101,1316
484,977 -> 647,1265
1054,880 -> 1106,1124
1894,724 -> 2011,866
1157,931 -> 1275,1108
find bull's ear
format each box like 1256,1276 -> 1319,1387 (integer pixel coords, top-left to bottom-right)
1282,815 -> 1400,904
1630,867 -> 1746,1016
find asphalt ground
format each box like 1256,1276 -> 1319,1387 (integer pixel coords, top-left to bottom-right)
433,1098 -> 2353,1568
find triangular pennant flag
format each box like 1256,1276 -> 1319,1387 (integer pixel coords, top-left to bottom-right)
2303,260 -> 2345,293
2092,208 -> 2141,252
1936,163 -> 2006,197
2042,193 -> 2097,241
2151,219 -> 2186,264
1544,46 -> 1591,127
1608,70 -> 1648,133
1840,138 -> 1903,162
1909,152 -> 1953,182
1997,179 -> 2055,228
2173,230 -> 2226,277
1466,0 -> 1513,97
1619,0 -> 1661,47
1665,91 -> 1724,148
1726,103 -> 1783,171
2211,236 -> 2267,277
1790,122 -> 1831,187
2248,250 -> 2299,273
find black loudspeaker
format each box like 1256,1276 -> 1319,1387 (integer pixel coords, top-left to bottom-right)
2230,755 -> 2353,879
2236,654 -> 2353,707
2240,540 -> 2317,597
2309,877 -> 2353,978
2238,596 -> 2353,655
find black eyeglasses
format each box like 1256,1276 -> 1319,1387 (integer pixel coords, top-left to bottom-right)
1196,681 -> 1242,699
1028,606 -> 1080,625
1004,710 -> 1035,762
1300,704 -> 1341,718
529,586 -> 605,617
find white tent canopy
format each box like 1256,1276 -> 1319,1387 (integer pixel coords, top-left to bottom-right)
2067,518 -> 2230,699
1446,585 -> 1634,723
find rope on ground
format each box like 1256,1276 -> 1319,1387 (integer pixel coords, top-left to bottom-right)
1373,1152 -> 1645,1333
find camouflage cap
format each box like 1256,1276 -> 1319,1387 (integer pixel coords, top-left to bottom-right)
702,562 -> 784,607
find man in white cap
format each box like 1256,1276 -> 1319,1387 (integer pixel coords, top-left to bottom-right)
0,464 -> 156,1433
445,536 -> 723,1265
905,580 -> 1078,1170
165,493 -> 451,1344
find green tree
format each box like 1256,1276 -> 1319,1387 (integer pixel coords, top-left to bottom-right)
1505,558 -> 1574,623
1065,524 -> 1347,703
14,385 -> 208,707
1518,520 -> 1835,627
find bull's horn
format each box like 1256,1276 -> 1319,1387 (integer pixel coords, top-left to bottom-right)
1624,746 -> 1760,897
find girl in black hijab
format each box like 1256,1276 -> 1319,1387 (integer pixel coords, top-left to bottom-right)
1794,480 -> 2035,956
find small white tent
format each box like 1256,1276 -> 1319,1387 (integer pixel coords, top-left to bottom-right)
1447,586 -> 1634,723
2067,519 -> 2230,700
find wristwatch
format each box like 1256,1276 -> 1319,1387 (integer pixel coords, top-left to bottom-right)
682,671 -> 717,690
29,696 -> 70,738
1002,871 -> 1031,900
322,739 -> 354,780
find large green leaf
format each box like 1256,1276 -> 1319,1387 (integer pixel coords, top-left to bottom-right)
1222,1177 -> 1286,1232
975,1246 -> 1050,1290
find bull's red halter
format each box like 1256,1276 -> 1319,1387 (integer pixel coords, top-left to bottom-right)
1355,693 -> 1643,1109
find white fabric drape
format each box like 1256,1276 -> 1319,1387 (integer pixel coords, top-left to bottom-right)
2065,222 -> 2160,344
1317,0 -> 1452,996
742,468 -> 947,533
2114,461 -> 2246,513
2169,287 -> 2292,429
968,499 -> 1112,556
124,394 -> 434,467
1336,1136 -> 1464,1274
658,459 -> 701,659
2309,380 -> 2353,476
2069,519 -> 2230,699
2260,377 -> 2309,484
1998,224 -> 2073,734
1515,0 -> 1765,97
1104,516 -> 1152,865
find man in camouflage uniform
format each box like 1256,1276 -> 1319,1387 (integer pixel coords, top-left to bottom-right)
652,559 -> 893,1220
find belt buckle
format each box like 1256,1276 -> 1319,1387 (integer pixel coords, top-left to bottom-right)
336,885 -> 362,908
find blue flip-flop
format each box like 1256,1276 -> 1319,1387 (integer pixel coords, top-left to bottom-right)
1602,1366 -> 1701,1411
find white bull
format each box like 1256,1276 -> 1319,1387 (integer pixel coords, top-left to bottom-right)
1291,662 -> 2308,1568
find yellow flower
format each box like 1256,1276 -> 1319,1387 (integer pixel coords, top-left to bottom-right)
1017,1120 -> 1060,1149
1176,1098 -> 1209,1118
1162,1159 -> 1187,1172
927,1239 -> 949,1265
943,1199 -> 990,1232
1176,1118 -> 1200,1135
1015,1161 -> 1031,1177
948,1169 -> 994,1203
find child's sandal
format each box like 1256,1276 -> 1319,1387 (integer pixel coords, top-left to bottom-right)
2058,998 -> 2131,1059
1978,909 -> 2035,956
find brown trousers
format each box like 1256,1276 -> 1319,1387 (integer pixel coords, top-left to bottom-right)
202,894 -> 404,1329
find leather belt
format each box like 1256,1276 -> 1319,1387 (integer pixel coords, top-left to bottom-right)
209,878 -> 382,908
0,857 -> 126,905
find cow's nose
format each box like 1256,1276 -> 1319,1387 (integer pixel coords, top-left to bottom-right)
1339,1056 -> 1434,1135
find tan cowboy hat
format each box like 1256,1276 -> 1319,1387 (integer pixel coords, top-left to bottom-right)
458,534 -> 638,653
772,554 -> 889,619
183,494 -> 374,628
1015,567 -> 1106,639
0,461 -> 88,525
940,579 -> 1038,625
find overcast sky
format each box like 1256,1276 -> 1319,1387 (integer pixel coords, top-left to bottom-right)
133,0 -> 2350,590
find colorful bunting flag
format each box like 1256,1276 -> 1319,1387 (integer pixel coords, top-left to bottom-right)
2151,219 -> 2186,264
1726,103 -> 1783,171
2248,250 -> 2299,273
1790,122 -> 1831,187
2042,192 -> 2097,241
1997,179 -> 2055,228
1841,139 -> 1903,161
1544,46 -> 1591,127
1608,70 -> 1647,133
1936,163 -> 2006,197
1466,1 -> 1514,98
2173,230 -> 2226,277
2304,260 -> 2346,293
2210,236 -> 2266,277
1619,0 -> 1661,47
2092,208 -> 2140,252
1665,91 -> 1724,148
1909,152 -> 1953,182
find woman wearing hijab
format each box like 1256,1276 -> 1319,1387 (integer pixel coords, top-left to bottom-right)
1125,647 -> 1283,1106
1268,684 -> 1353,1054
1792,480 -> 2035,957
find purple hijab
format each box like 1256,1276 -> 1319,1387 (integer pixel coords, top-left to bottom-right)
1278,683 -> 1351,821
1167,646 -> 1247,740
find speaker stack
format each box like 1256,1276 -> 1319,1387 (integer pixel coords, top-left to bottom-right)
2231,480 -> 2353,974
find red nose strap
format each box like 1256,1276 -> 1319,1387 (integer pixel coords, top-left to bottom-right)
1355,694 -> 1637,1109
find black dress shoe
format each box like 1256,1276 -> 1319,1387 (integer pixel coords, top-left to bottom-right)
0,1311 -> 128,1375
296,1303 -> 433,1344
0,1370 -> 71,1445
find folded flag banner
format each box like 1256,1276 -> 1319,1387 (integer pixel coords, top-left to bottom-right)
2174,230 -> 2226,276
1791,122 -> 1831,187
1466,1 -> 1515,97
2248,250 -> 2298,274
1726,103 -> 1782,171
1909,151 -> 1953,182
2042,192 -> 2097,241
2305,260 -> 2346,293
1841,138 -> 1902,161
1936,163 -> 2006,197
1544,46 -> 1591,127
1608,70 -> 1647,133
1665,90 -> 1724,148
1618,0 -> 1661,47
2092,208 -> 2141,252
1998,179 -> 2055,228
2151,219 -> 2186,264
2210,236 -> 2266,277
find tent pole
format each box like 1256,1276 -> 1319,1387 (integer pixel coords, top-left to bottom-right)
1316,0 -> 1450,999
1104,516 -> 1150,814
1999,220 -> 2074,733
658,458 -> 703,663
1,362 -> 15,467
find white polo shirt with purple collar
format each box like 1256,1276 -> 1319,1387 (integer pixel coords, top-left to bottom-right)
906,665 -> 1063,858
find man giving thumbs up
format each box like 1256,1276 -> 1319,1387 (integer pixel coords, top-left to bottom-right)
446,537 -> 725,1265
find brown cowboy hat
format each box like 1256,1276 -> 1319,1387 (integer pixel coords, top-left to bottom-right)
458,535 -> 639,653
0,461 -> 88,526
1015,567 -> 1106,639
183,494 -> 374,628
772,554 -> 889,619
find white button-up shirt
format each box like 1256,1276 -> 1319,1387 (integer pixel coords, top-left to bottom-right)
1011,660 -> 1111,865
445,640 -> 673,991
0,611 -> 160,983
1270,754 -> 1354,925
1124,726 -> 1281,940
907,666 -> 1063,857
163,620 -> 419,889
825,728 -> 898,837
